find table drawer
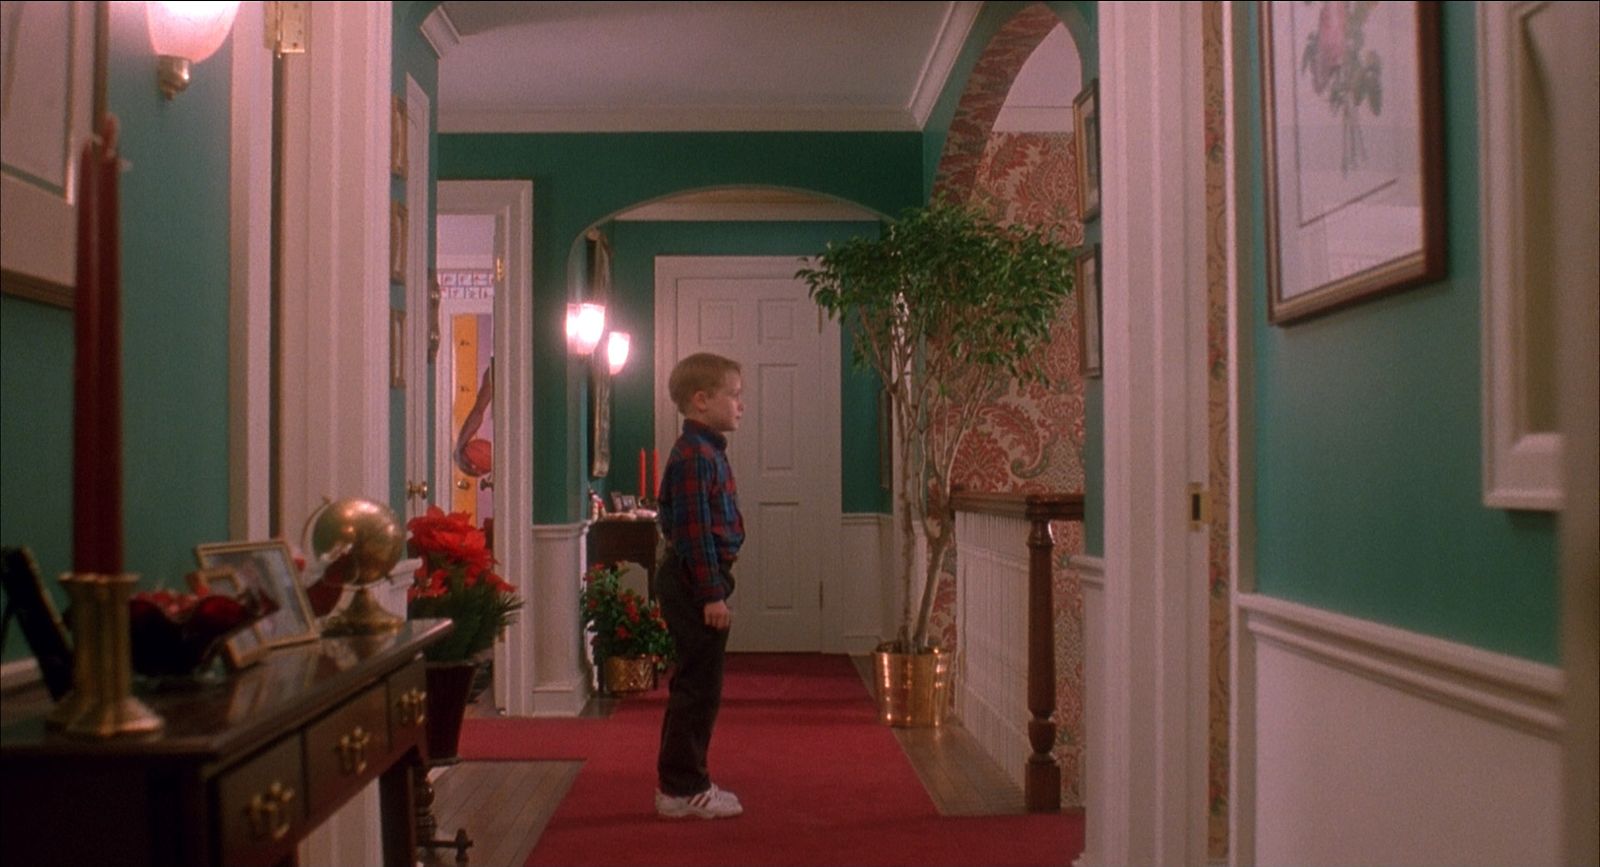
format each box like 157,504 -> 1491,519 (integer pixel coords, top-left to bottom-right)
217,734 -> 305,861
387,660 -> 428,742
305,683 -> 390,810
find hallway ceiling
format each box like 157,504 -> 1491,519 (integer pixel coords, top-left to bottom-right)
431,1 -> 983,133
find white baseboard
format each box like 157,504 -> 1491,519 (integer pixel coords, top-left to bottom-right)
1235,593 -> 1563,866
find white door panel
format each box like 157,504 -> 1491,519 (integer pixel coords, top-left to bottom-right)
661,262 -> 840,651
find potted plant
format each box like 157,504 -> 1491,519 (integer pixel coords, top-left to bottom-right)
797,201 -> 1075,725
580,562 -> 675,694
406,506 -> 523,759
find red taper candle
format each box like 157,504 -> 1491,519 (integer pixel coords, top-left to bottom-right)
72,116 -> 123,574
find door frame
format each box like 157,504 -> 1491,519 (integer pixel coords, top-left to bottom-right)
436,181 -> 537,713
402,75 -> 431,522
653,255 -> 845,652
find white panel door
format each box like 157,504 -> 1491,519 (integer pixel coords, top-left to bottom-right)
664,260 -> 838,651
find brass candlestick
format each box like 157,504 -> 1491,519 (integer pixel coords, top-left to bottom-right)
47,573 -> 164,738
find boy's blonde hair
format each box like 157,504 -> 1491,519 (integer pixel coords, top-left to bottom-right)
668,352 -> 741,412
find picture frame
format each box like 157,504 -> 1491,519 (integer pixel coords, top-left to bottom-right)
184,567 -> 269,670
587,230 -> 614,479
389,200 -> 408,284
1260,0 -> 1445,324
195,540 -> 319,648
390,94 -> 407,179
1073,78 -> 1101,222
389,307 -> 406,388
610,492 -> 638,514
0,546 -> 74,700
1077,245 -> 1102,378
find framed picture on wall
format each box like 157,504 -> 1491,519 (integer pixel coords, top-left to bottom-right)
1073,78 -> 1101,222
390,94 -> 407,179
1260,0 -> 1445,324
587,229 -> 614,479
1077,244 -> 1102,378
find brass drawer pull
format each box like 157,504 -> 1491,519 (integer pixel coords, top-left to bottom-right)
397,688 -> 427,727
336,726 -> 372,775
245,781 -> 295,841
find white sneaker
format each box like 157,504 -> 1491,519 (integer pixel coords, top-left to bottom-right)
655,783 -> 744,819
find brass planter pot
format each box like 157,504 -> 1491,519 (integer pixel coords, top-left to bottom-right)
872,643 -> 952,727
603,655 -> 657,694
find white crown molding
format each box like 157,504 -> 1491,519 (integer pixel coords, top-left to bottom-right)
909,1 -> 983,129
438,105 -> 921,134
614,200 -> 878,222
1237,592 -> 1564,736
420,5 -> 461,61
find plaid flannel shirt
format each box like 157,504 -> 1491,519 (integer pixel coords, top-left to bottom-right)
657,419 -> 744,604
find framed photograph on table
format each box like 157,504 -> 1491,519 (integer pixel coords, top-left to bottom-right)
184,567 -> 269,670
1073,78 -> 1101,221
1260,0 -> 1445,324
1077,244 -> 1102,378
195,540 -> 319,648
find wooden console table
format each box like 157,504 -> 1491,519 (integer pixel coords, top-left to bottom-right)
587,517 -> 662,596
0,619 -> 451,867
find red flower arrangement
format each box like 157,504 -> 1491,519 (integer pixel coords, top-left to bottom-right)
579,562 -> 675,669
405,506 -> 522,662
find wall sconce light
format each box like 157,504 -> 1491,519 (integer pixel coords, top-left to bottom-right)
566,302 -> 606,355
147,1 -> 242,100
605,331 -> 631,376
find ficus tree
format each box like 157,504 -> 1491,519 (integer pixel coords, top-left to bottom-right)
797,202 -> 1076,651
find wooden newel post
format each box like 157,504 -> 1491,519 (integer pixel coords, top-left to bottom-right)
1025,510 -> 1061,813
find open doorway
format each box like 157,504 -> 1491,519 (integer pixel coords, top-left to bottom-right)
435,213 -> 497,533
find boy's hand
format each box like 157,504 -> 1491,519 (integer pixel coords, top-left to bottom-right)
703,600 -> 731,631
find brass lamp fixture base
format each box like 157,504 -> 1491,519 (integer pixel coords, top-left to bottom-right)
320,585 -> 403,636
156,55 -> 191,99
47,573 -> 164,739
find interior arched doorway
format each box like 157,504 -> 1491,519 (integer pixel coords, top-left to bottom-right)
925,2 -> 1095,812
566,187 -> 894,660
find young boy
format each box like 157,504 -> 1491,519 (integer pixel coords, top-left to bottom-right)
654,352 -> 745,819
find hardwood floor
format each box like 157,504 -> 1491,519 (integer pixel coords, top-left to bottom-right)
420,655 -> 1030,865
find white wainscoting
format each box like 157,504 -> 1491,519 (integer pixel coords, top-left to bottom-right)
526,523 -> 587,717
1235,593 -> 1563,867
954,510 -> 1032,792
836,513 -> 892,654
1073,553 -> 1105,867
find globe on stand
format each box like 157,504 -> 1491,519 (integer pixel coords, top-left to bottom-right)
304,497 -> 406,635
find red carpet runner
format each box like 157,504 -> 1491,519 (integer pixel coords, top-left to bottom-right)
459,653 -> 1083,866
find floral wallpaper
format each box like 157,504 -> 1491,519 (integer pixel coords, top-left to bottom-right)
929,129 -> 1089,806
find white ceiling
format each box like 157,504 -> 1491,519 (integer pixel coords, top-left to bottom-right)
429,1 -> 1077,135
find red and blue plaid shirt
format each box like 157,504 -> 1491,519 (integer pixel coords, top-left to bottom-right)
657,419 -> 744,603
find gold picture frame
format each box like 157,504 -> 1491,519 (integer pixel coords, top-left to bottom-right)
184,567 -> 269,669
195,539 -> 319,648
390,200 -> 408,284
389,307 -> 406,388
1077,244 -> 1102,378
1260,1 -> 1445,323
1073,78 -> 1101,222
390,94 -> 407,178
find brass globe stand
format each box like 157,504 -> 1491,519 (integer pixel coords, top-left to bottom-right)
319,584 -> 403,636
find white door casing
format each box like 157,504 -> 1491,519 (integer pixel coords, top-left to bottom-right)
654,256 -> 842,652
403,76 -> 431,522
436,181 -> 540,715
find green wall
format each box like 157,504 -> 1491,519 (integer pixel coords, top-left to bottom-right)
1243,4 -> 1557,661
604,220 -> 892,515
1,5 -> 234,660
437,132 -> 923,524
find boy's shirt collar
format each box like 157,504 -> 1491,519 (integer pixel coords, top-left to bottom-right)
681,418 -> 727,450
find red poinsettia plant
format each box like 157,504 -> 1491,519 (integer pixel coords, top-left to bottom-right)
406,506 -> 522,662
580,562 -> 675,670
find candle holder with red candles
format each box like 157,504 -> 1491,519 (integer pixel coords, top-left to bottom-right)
44,116 -> 165,739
